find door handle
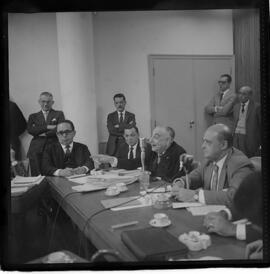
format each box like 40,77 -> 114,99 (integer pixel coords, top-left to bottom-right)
189,120 -> 195,128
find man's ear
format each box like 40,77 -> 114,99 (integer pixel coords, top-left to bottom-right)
221,140 -> 228,150
51,100 -> 55,106
73,130 -> 76,137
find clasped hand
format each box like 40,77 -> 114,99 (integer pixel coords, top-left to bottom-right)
91,154 -> 115,165
171,179 -> 196,202
59,167 -> 87,177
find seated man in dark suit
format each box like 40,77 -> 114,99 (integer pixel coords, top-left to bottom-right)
148,126 -> 186,182
41,120 -> 94,177
93,125 -> 151,170
172,124 -> 254,209
203,172 -> 262,256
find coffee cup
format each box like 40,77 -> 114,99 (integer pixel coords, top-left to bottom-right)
116,182 -> 128,192
153,213 -> 169,226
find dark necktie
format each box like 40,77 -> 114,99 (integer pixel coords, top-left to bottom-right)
211,164 -> 219,191
119,112 -> 123,123
129,146 -> 134,160
65,145 -> 71,158
220,92 -> 224,104
241,103 -> 245,113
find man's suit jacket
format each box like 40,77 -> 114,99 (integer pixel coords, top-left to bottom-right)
205,89 -> 237,130
106,110 -> 136,156
147,141 -> 186,182
180,148 -> 253,209
9,101 -> 27,160
27,109 -> 65,157
233,100 -> 261,157
41,142 -> 94,176
115,142 -> 152,170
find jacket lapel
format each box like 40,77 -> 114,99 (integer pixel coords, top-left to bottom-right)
246,100 -> 254,122
218,149 -> 233,190
38,110 -> 46,124
204,161 -> 214,190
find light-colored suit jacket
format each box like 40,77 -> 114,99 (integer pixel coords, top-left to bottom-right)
205,89 -> 237,130
181,148 -> 253,209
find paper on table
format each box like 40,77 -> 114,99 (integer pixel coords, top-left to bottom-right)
101,195 -> 152,211
232,218 -> 251,225
11,187 -> 29,194
172,202 -> 202,209
71,183 -> 106,192
12,175 -> 44,184
187,205 -> 227,216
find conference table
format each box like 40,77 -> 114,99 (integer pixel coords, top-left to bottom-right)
46,175 -> 247,262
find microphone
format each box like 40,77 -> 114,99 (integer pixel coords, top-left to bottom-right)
139,137 -> 146,171
179,154 -> 194,189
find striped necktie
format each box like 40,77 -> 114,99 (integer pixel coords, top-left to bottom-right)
211,164 -> 219,191
129,146 -> 134,160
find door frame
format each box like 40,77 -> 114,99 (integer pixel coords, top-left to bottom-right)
148,54 -> 235,133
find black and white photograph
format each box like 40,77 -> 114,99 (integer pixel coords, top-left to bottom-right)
1,0 -> 269,270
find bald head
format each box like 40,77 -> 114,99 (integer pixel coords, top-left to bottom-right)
238,86 -> 253,103
150,126 -> 174,154
202,124 -> 233,161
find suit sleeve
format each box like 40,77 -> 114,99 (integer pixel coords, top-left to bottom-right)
41,145 -> 58,175
186,165 -> 204,189
205,96 -> 216,114
246,225 -> 262,243
46,111 -> 65,137
118,113 -> 136,132
215,94 -> 237,117
81,145 -> 94,171
10,102 -> 27,137
203,165 -> 253,209
27,114 -> 48,137
107,113 -> 123,136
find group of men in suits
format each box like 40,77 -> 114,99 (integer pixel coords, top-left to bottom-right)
205,74 -> 261,158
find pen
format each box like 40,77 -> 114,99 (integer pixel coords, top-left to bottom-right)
111,221 -> 139,230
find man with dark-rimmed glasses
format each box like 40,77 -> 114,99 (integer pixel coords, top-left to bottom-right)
41,120 -> 94,177
205,74 -> 237,131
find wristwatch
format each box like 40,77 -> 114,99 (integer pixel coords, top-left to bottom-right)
193,190 -> 199,202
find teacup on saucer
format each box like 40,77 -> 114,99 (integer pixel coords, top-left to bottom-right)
149,213 -> 171,227
115,182 -> 128,192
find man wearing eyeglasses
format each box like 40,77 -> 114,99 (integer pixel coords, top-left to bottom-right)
27,92 -> 65,175
41,120 -> 94,177
205,74 -> 237,131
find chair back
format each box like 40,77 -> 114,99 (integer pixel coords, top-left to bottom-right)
250,157 -> 261,172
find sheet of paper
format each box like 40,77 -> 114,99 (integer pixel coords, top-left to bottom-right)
232,218 -> 251,225
12,175 -> 44,184
172,202 -> 203,209
11,187 -> 29,194
187,205 -> 227,216
71,183 -> 106,192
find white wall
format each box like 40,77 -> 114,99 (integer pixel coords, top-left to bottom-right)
56,12 -> 98,154
8,13 -> 61,158
93,10 -> 233,141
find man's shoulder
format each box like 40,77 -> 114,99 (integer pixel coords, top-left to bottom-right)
107,111 -> 117,117
170,141 -> 186,155
73,142 -> 89,150
29,110 -> 42,117
227,148 -> 252,168
50,109 -> 64,115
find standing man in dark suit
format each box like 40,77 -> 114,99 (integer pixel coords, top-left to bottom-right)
106,93 -> 136,156
41,120 -> 94,176
9,100 -> 27,160
148,126 -> 186,182
205,74 -> 237,131
172,124 -> 253,209
27,92 -> 65,175
94,125 -> 151,170
233,86 -> 261,157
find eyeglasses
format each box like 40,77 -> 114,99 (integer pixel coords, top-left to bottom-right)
57,130 -> 73,136
218,81 -> 227,84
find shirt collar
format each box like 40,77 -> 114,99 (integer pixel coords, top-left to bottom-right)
241,100 -> 249,107
221,89 -> 230,97
214,153 -> 228,171
42,110 -> 50,115
129,142 -> 138,150
118,110 -> 126,116
60,142 -> 74,152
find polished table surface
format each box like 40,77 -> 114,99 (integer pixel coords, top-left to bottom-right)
47,176 -> 246,262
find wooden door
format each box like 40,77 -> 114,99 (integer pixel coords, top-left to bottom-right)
149,55 -> 234,161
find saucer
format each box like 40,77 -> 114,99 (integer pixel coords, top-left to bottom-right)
149,219 -> 171,228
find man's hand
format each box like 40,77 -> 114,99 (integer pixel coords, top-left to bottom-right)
215,106 -> 223,113
59,168 -> 74,177
73,166 -> 87,175
171,178 -> 185,197
114,124 -> 120,128
47,125 -> 56,130
245,240 -> 263,260
174,188 -> 196,202
203,212 -> 236,237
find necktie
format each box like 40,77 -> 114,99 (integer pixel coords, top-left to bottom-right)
241,103 -> 245,113
211,164 -> 219,191
119,112 -> 123,123
129,146 -> 134,160
220,92 -> 224,104
157,154 -> 161,164
65,145 -> 71,157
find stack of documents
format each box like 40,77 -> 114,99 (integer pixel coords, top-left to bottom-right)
11,175 -> 45,194
186,205 -> 227,216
